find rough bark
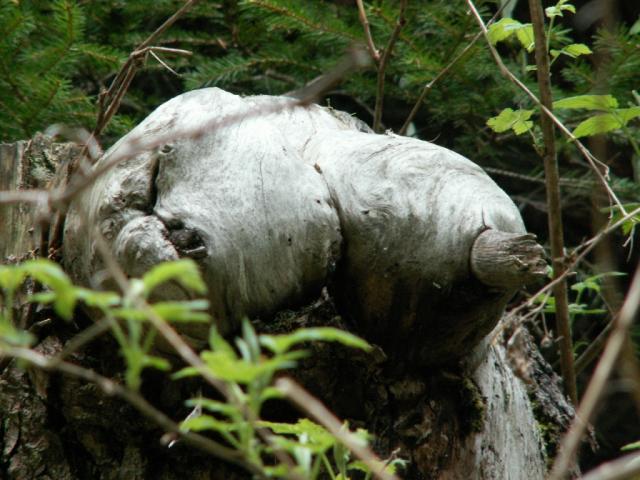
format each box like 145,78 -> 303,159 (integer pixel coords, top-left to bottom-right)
1,105 -> 566,479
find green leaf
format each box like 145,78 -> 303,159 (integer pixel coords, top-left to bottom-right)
487,18 -> 534,51
75,288 -> 121,309
545,2 -> 576,18
260,327 -> 372,354
152,300 -> 210,323
0,320 -> 35,346
198,349 -> 303,383
141,259 -> 207,297
573,114 -> 623,138
181,414 -> 238,433
22,259 -> 77,320
551,43 -> 592,60
621,440 -> 640,451
0,265 -> 27,291
486,108 -> 534,135
553,95 -> 618,110
186,398 -> 239,417
630,17 -> 640,35
515,25 -> 535,52
617,106 -> 640,123
258,418 -> 336,452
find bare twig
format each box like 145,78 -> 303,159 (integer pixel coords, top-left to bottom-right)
548,263 -> 640,480
276,377 -> 399,480
373,0 -> 407,133
527,0 -> 577,404
356,0 -> 380,62
464,0 -> 627,217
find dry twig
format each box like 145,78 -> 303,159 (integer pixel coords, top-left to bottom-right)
373,0 -> 407,133
356,0 -> 380,62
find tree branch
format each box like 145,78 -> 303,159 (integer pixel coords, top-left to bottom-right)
527,0 -> 577,405
373,0 -> 407,133
356,0 -> 379,62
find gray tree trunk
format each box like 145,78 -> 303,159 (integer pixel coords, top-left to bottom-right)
0,99 -> 572,479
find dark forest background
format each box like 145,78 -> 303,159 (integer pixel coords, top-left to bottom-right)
1,0 -> 639,472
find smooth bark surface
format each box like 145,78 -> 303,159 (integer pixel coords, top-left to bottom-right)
63,87 -> 544,363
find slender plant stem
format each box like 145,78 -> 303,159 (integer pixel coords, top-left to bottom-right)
373,0 -> 407,133
527,0 -> 577,405
356,0 -> 379,62
276,377 -> 398,480
548,263 -> 640,480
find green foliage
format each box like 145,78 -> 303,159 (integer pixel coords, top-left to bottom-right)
0,259 -> 392,478
174,319 -> 386,479
0,0 -> 122,141
486,108 -> 534,135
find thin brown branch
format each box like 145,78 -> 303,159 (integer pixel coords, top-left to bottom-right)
276,377 -> 399,480
527,0 -> 577,405
356,0 -> 380,62
373,0 -> 407,133
464,0 -> 627,217
548,263 -> 640,480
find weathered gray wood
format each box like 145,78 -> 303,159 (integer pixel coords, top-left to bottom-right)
0,134 -> 80,262
2,131 -> 560,480
471,229 -> 547,288
63,87 -> 545,363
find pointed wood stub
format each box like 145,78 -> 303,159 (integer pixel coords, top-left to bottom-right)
470,229 -> 547,289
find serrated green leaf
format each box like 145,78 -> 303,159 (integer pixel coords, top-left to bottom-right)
487,18 -> 522,45
0,265 -> 27,291
181,414 -> 238,433
259,327 -> 371,354
545,2 -> 576,18
142,259 -> 206,297
0,320 -> 35,346
563,43 -> 592,57
617,106 -> 640,123
75,288 -> 121,309
515,25 -> 535,52
186,398 -> 239,417
152,300 -> 210,323
553,95 -> 618,110
21,259 -> 76,320
573,113 -> 622,138
258,418 -> 336,452
486,108 -> 534,135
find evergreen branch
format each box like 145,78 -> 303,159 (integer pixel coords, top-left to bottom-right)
245,0 -> 357,42
400,4 -> 507,135
373,0 -> 407,133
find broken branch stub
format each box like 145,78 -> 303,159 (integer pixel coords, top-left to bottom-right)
471,230 -> 547,289
63,87 -> 545,365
